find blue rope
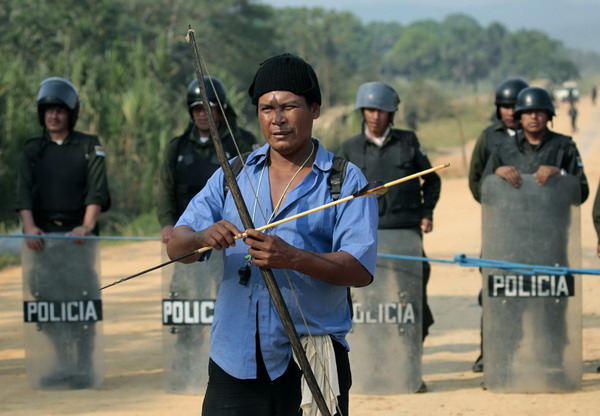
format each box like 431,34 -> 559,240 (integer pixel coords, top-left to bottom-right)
0,234 -> 160,241
2,234 -> 598,275
377,252 -> 600,276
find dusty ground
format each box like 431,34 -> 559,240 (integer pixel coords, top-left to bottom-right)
1,97 -> 599,415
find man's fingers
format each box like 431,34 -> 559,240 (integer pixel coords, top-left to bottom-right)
206,221 -> 243,249
243,228 -> 264,241
26,238 -> 43,251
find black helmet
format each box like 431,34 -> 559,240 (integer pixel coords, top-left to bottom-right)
187,76 -> 228,111
36,77 -> 80,128
514,87 -> 555,119
495,78 -> 529,106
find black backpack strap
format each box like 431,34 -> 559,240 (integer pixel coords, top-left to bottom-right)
223,151 -> 251,198
327,156 -> 351,311
328,156 -> 348,201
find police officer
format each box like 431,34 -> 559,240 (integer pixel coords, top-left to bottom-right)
16,77 -> 110,244
483,86 -> 588,200
568,104 -> 578,133
469,78 -> 528,373
339,82 -> 441,392
15,77 -> 110,388
156,76 -> 258,393
595,181 -> 600,258
157,76 -> 258,243
597,181 -> 600,373
480,86 -> 588,387
469,78 -> 529,202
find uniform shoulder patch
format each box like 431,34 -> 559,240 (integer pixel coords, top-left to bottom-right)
94,145 -> 106,157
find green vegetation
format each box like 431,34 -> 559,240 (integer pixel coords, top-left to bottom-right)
0,252 -> 20,270
0,0 -> 595,234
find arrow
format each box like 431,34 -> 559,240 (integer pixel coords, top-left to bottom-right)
100,162 -> 449,291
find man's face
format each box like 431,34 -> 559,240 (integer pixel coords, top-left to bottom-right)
257,91 -> 320,156
498,105 -> 517,129
191,104 -> 222,134
44,106 -> 70,134
520,109 -> 550,135
362,108 -> 391,137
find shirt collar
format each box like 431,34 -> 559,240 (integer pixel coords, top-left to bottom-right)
44,131 -> 74,144
517,129 -> 551,148
245,138 -> 333,172
364,125 -> 391,147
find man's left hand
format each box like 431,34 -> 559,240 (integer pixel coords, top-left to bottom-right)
66,225 -> 93,245
421,218 -> 433,234
244,229 -> 295,270
533,165 -> 560,186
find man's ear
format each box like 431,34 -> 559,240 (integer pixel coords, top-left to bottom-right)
311,102 -> 320,119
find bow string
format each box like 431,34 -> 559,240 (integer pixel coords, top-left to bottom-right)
186,27 -> 333,416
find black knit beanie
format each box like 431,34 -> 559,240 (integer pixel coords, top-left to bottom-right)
248,53 -> 321,106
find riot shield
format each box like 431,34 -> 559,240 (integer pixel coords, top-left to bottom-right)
21,235 -> 104,390
161,247 -> 222,395
347,229 -> 423,394
481,174 -> 582,393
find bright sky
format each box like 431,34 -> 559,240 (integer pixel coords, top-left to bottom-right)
261,0 -> 600,53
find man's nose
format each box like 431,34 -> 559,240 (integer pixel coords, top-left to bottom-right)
274,108 -> 286,124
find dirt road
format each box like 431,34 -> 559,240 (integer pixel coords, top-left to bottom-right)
1,97 -> 599,415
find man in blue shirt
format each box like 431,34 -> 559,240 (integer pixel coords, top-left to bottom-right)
167,53 -> 378,415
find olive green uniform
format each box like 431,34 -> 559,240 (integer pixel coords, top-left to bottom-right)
469,121 -> 513,203
157,123 -> 257,227
15,130 -> 110,232
483,129 -> 589,203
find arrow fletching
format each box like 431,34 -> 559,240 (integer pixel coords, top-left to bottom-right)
352,181 -> 387,197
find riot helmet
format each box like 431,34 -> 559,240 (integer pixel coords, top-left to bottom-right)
494,78 -> 528,121
354,82 -> 400,113
36,77 -> 80,128
514,87 -> 555,119
495,78 -> 529,106
187,76 -> 228,113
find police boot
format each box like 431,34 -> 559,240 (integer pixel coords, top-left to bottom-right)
69,325 -> 96,389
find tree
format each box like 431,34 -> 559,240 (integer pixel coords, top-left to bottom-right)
385,25 -> 441,79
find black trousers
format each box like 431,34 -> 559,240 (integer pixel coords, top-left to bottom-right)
202,337 -> 351,416
422,249 -> 434,340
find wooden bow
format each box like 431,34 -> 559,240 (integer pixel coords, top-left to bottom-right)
186,27 -> 332,415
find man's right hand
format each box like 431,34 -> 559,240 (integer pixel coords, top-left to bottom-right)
167,221 -> 244,263
23,225 -> 45,251
495,166 -> 522,188
197,220 -> 243,251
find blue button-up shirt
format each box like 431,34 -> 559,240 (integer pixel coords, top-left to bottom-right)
176,138 -> 378,380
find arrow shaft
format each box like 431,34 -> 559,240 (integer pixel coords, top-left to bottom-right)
104,163 -> 451,281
